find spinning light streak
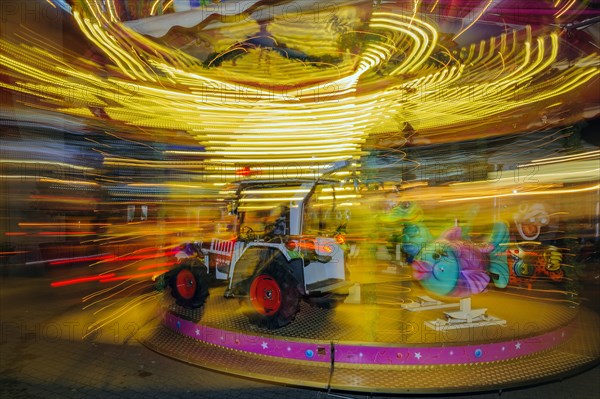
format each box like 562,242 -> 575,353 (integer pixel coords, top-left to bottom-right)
0,0 -> 598,176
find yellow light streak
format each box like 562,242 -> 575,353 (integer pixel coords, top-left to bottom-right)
39,178 -> 99,186
529,150 -> 600,165
440,184 -> 600,203
0,160 -> 93,171
242,189 -> 311,194
239,197 -> 305,203
454,0 -> 494,41
0,1 -> 596,178
150,0 -> 162,16
316,195 -> 361,200
238,206 -> 277,211
555,0 -> 577,18
429,0 -> 440,12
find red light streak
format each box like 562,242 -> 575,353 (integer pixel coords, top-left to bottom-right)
4,232 -> 27,236
50,254 -> 117,265
19,222 -> 111,227
296,241 -> 315,250
99,270 -> 170,283
38,231 -> 96,236
47,248 -> 180,268
107,250 -> 177,262
51,273 -> 116,287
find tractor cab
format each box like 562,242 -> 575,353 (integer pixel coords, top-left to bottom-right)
228,179 -> 312,241
226,179 -> 349,289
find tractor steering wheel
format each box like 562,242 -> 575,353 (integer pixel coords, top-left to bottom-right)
240,226 -> 255,241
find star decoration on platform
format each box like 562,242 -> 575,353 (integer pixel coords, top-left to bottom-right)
515,342 -> 522,350
414,352 -> 422,360
261,342 -> 269,350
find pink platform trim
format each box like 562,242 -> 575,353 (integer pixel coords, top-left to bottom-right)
164,312 -> 574,365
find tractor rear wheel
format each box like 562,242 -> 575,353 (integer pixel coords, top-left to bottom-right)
246,265 -> 300,329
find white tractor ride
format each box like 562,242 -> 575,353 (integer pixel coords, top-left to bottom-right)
158,178 -> 352,329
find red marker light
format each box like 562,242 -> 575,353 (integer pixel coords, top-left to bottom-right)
321,245 -> 333,253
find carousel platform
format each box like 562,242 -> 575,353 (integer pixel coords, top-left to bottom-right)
140,277 -> 600,393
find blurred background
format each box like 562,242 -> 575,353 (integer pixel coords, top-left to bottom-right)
0,0 -> 599,398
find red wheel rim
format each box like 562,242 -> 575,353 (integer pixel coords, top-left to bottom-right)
249,275 -> 282,316
175,269 -> 196,300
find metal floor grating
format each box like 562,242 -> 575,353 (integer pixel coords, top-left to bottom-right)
140,307 -> 600,393
164,282 -> 580,346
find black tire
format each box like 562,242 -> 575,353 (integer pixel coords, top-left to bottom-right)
169,260 -> 210,309
304,292 -> 348,309
245,265 -> 300,329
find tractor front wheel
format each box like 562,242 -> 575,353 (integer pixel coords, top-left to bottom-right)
169,261 -> 210,309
